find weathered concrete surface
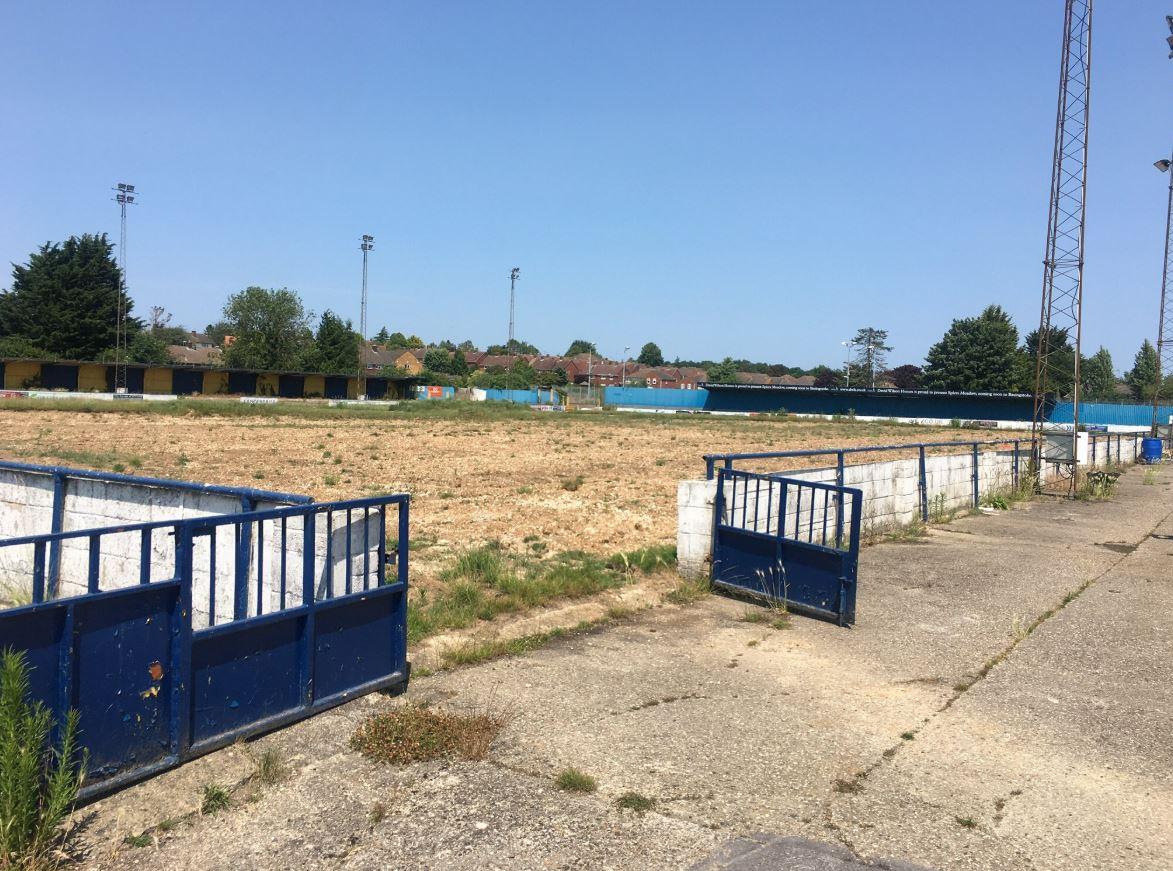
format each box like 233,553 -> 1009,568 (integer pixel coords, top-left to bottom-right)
80,467 -> 1173,870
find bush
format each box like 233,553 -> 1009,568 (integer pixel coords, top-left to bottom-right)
0,649 -> 86,869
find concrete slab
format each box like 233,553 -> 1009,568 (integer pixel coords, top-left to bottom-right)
79,466 -> 1173,870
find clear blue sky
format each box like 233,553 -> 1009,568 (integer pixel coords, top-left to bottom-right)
1,2 -> 1169,371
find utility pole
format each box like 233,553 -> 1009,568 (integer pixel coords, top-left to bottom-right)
358,234 -> 374,400
621,346 -> 630,387
508,267 -> 520,345
1149,18 -> 1173,436
841,340 -> 854,388
112,183 -> 137,393
1031,0 -> 1093,490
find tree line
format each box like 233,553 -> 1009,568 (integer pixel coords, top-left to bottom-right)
0,235 -> 1167,399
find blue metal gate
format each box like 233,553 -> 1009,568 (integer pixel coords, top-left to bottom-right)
712,468 -> 861,626
0,495 -> 409,799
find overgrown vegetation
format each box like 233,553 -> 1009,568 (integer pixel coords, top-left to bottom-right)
0,650 -> 86,871
614,791 -> 655,813
554,768 -> 598,793
408,544 -> 676,644
350,704 -> 503,764
200,783 -> 230,816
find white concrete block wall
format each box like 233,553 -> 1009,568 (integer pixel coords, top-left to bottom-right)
1,469 -> 395,628
677,438 -> 1146,580
0,471 -> 55,595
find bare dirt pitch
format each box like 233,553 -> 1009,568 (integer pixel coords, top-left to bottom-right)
0,400 -> 1009,588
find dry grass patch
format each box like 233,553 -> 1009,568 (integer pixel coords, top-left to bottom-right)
351,704 -> 503,764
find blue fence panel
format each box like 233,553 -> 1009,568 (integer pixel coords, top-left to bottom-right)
711,469 -> 862,626
604,386 -> 709,409
1050,401 -> 1173,427
483,388 -> 561,405
0,494 -> 410,800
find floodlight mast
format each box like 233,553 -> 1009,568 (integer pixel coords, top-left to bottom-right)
358,235 -> 374,399
1150,157 -> 1173,435
508,267 -> 520,345
1030,0 -> 1093,492
112,183 -> 138,393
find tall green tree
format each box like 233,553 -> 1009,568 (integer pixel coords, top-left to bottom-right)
850,327 -> 892,387
1080,346 -> 1116,400
508,357 -> 536,388
423,348 -> 452,373
373,326 -> 391,343
705,357 -> 739,384
565,339 -> 597,356
885,364 -> 923,389
220,286 -> 313,371
923,305 -> 1021,392
487,338 -> 539,355
1126,340 -> 1159,400
0,234 -> 141,360
637,342 -> 664,367
1021,326 -> 1075,396
306,310 -> 359,374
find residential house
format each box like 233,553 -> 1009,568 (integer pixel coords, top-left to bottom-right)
167,345 -> 223,366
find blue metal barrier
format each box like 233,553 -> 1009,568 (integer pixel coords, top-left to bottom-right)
0,494 -> 409,800
712,468 -> 862,626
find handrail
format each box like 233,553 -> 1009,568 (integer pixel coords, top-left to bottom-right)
703,438 -> 1032,479
0,494 -> 406,550
0,459 -> 311,505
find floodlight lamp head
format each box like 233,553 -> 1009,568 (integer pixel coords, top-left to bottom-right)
511,267 -> 520,280
126,184 -> 135,192
1156,159 -> 1172,173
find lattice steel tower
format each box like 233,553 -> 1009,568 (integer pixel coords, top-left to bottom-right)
1031,0 -> 1093,483
1152,154 -> 1172,435
112,182 -> 137,392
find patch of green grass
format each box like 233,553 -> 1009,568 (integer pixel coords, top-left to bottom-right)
252,470 -> 266,479
605,544 -> 676,574
663,578 -> 710,605
555,768 -> 598,793
323,474 -> 339,486
156,818 -> 180,832
351,704 -> 503,764
410,548 -> 649,644
200,783 -> 231,815
901,731 -> 915,741
253,747 -> 288,785
955,816 -> 977,829
614,791 -> 655,812
560,474 -> 585,492
123,832 -> 152,848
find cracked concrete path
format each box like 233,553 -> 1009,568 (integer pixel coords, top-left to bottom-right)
81,466 -> 1173,870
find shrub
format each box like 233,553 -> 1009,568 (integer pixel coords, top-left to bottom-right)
555,768 -> 597,793
0,649 -> 86,869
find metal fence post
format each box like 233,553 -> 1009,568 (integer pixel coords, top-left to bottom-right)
711,469 -> 726,577
47,471 -> 66,599
234,496 -> 255,620
835,451 -> 846,544
971,443 -> 980,508
300,510 -> 317,707
918,445 -> 928,523
1012,440 -> 1020,490
171,523 -> 194,760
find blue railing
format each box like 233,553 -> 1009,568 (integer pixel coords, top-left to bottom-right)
0,494 -> 409,799
703,438 -> 1030,481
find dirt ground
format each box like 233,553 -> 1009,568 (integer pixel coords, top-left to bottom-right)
73,466 -> 1173,870
0,403 -> 1016,583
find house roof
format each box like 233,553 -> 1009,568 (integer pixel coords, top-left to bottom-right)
167,345 -> 223,366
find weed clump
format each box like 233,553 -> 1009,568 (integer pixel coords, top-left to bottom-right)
554,768 -> 598,793
351,704 -> 503,764
200,783 -> 231,815
0,649 -> 86,869
614,791 -> 655,812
